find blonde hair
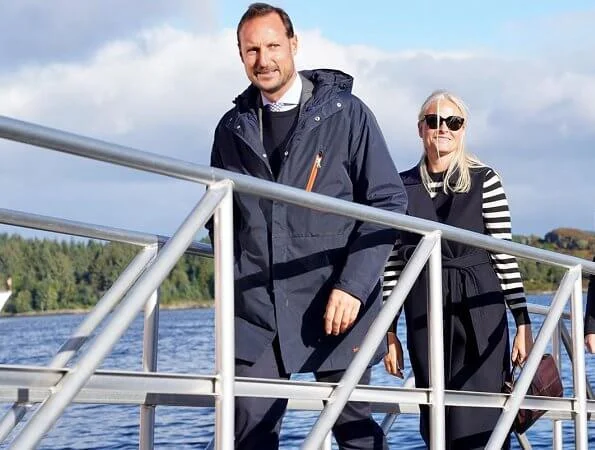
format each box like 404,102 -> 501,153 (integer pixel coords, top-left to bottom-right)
418,90 -> 484,194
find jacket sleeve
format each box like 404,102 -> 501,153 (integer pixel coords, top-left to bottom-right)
585,256 -> 595,335
332,98 -> 407,303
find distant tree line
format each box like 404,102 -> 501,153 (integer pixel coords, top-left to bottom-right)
0,234 -> 214,314
513,227 -> 594,292
0,227 -> 593,314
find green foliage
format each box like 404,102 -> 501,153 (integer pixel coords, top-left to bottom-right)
0,226 -> 592,314
516,260 -> 567,292
0,234 -> 214,314
513,227 -> 594,291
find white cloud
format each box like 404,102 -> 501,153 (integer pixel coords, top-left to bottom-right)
0,19 -> 594,238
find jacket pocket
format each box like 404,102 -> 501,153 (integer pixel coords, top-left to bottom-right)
305,151 -> 324,192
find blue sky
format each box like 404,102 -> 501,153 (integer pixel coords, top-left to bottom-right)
0,0 -> 593,239
220,1 -> 595,53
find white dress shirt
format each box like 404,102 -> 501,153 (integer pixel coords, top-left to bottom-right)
261,73 -> 302,112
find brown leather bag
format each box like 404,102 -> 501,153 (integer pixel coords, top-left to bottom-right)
503,354 -> 563,434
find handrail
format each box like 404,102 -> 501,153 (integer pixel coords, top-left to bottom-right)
0,207 -> 212,257
0,115 -> 593,275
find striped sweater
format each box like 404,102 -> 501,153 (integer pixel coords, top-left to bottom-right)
383,168 -> 530,325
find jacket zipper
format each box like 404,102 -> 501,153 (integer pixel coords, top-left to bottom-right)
305,151 -> 323,192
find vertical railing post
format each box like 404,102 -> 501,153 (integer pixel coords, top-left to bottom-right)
212,181 -> 235,450
552,322 -> 563,450
427,233 -> 445,448
140,244 -> 160,450
570,269 -> 588,450
559,323 -> 595,400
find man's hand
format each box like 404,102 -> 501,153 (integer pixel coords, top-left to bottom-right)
512,324 -> 533,366
324,288 -> 361,335
383,332 -> 404,378
585,334 -> 595,353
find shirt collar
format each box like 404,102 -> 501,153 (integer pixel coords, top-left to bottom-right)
261,73 -> 301,110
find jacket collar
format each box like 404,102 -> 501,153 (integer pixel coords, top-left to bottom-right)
232,69 -> 353,113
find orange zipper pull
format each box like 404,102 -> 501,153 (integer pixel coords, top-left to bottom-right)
305,152 -> 323,192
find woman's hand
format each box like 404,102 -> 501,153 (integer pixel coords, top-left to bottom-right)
384,332 -> 404,378
512,324 -> 534,366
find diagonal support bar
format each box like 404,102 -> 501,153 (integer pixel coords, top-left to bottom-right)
0,245 -> 156,443
8,187 -> 225,450
302,232 -> 440,450
486,266 -> 581,449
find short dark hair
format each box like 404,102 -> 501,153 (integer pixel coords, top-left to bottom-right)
236,3 -> 294,47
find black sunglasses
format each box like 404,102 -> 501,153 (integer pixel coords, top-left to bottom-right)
423,114 -> 465,131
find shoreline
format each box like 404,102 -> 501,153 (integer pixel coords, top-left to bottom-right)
2,288 -> 590,318
0,301 -> 213,318
3,289 -> 582,318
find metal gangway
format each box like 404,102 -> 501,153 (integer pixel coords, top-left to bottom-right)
0,114 -> 593,450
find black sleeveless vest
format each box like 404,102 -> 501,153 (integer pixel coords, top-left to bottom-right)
398,165 -> 506,360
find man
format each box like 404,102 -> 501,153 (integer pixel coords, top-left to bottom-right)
585,256 -> 595,352
208,3 -> 407,448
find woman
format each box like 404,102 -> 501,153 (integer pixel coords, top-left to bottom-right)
383,90 -> 533,449
585,256 -> 595,352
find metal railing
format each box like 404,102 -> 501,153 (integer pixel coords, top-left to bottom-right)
0,114 -> 594,449
0,215 -> 591,450
379,304 -> 595,450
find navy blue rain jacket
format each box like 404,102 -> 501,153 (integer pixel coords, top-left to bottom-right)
209,69 -> 407,372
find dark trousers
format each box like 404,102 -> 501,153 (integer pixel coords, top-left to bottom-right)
413,299 -> 511,450
235,338 -> 388,450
